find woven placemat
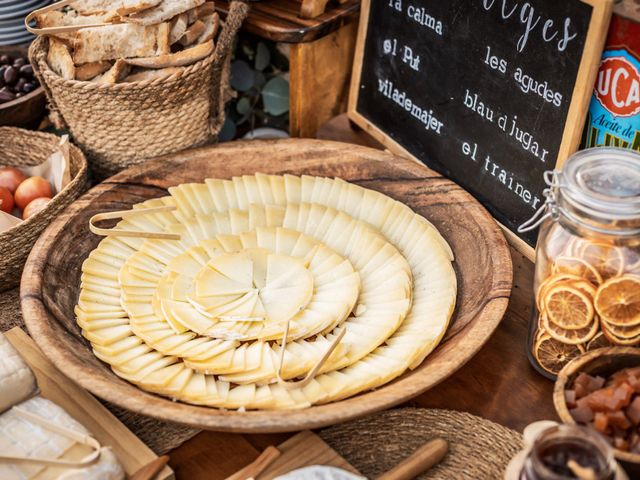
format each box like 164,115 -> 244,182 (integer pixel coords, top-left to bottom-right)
319,408 -> 523,479
0,287 -> 200,455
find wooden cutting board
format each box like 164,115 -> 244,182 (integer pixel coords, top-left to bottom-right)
258,431 -> 361,479
5,327 -> 174,480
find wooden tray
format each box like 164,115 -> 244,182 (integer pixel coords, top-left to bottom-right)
4,327 -> 174,480
257,431 -> 360,479
20,139 -> 513,433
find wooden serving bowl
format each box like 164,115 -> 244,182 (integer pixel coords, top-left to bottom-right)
554,347 -> 640,473
0,45 -> 46,129
21,139 -> 513,433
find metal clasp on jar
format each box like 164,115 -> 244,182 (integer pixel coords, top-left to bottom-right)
518,171 -> 562,233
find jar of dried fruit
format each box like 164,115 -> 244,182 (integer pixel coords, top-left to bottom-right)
522,148 -> 640,379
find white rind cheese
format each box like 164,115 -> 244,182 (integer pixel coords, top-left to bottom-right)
0,397 -> 124,480
0,333 -> 37,413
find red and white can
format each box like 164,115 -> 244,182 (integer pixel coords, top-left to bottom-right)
582,0 -> 640,152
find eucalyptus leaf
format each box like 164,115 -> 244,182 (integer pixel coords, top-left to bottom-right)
218,116 -> 237,142
230,60 -> 255,92
237,110 -> 252,126
236,97 -> 252,115
255,42 -> 271,71
254,71 -> 267,89
262,76 -> 289,116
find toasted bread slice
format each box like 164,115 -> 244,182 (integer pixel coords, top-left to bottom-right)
126,0 -> 205,26
125,40 -> 213,68
76,61 -> 113,81
196,13 -> 219,44
73,22 -> 170,64
178,20 -> 205,46
123,66 -> 184,83
186,3 -> 216,26
169,13 -> 188,44
91,59 -> 130,84
47,38 -> 75,80
71,0 -> 162,16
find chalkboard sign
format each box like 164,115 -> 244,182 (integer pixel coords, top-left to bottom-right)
349,0 -> 613,256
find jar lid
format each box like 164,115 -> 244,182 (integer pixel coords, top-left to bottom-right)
558,148 -> 640,236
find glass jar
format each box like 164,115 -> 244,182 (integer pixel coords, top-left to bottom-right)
520,424 -> 616,480
523,147 -> 640,379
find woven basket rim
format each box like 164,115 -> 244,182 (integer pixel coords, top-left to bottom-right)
31,35 -> 217,91
0,127 -> 88,241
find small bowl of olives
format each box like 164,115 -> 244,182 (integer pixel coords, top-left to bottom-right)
0,45 -> 45,129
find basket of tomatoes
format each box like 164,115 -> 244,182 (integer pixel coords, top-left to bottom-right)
0,127 -> 88,291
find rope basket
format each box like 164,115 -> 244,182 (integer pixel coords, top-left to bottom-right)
319,408 -> 524,479
0,127 -> 89,291
28,1 -> 249,181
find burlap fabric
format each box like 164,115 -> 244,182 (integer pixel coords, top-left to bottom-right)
0,127 -> 89,291
320,408 -> 523,479
29,1 -> 249,181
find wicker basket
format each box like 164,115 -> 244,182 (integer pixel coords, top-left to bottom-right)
28,1 -> 249,181
0,127 -> 89,291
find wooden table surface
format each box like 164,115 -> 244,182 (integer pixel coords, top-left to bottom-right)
167,115 -> 556,479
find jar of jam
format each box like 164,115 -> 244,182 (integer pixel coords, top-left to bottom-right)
520,424 -> 616,480
520,148 -> 640,379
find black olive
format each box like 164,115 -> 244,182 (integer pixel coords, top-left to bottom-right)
22,82 -> 36,93
19,64 -> 33,78
15,77 -> 26,92
3,66 -> 17,86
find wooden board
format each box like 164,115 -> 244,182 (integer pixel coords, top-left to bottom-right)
20,139 -> 512,433
258,431 -> 361,479
290,21 -> 358,137
4,327 -> 174,480
215,0 -> 360,43
348,0 -> 613,258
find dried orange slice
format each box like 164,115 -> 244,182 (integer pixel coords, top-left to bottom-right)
586,332 -> 612,351
601,317 -> 640,339
594,275 -> 640,327
536,273 -> 583,312
578,242 -> 625,280
534,335 -> 584,375
565,278 -> 597,300
553,256 -> 603,285
601,324 -> 640,346
541,313 -> 598,345
545,285 -> 594,330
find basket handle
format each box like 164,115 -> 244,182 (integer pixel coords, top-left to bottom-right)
25,0 -> 117,36
208,0 -> 250,138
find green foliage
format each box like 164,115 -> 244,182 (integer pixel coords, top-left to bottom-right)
221,32 -> 290,141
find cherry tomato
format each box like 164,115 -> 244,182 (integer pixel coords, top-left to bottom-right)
0,186 -> 14,213
0,166 -> 27,193
22,197 -> 51,220
14,176 -> 52,210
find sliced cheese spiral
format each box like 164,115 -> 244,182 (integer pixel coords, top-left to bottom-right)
76,174 -> 456,409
